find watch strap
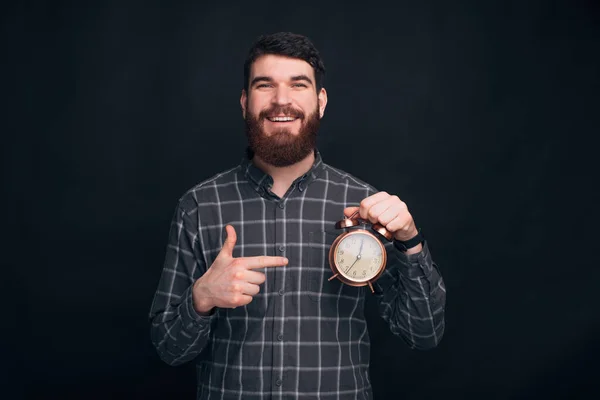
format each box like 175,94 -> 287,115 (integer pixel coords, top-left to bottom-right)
393,229 -> 425,252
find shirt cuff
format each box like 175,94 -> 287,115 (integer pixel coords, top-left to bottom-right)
178,285 -> 217,334
391,240 -> 434,279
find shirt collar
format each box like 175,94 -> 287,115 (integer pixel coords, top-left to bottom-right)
240,148 -> 325,194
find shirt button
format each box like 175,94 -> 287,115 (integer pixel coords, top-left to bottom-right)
278,245 -> 285,252
278,289 -> 284,296
275,379 -> 282,386
277,334 -> 283,341
278,203 -> 285,209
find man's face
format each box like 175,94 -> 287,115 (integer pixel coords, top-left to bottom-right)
241,54 -> 327,167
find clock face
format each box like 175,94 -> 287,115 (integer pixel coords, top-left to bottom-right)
333,231 -> 385,282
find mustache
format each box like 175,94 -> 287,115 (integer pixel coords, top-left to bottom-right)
258,105 -> 304,120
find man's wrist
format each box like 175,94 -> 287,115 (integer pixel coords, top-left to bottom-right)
192,282 -> 215,316
393,228 -> 419,242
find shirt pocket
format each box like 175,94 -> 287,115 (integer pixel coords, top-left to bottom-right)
306,229 -> 342,302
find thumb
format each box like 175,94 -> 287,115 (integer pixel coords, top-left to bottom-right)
343,206 -> 360,219
219,225 -> 237,258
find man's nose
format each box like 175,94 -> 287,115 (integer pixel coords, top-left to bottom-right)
272,86 -> 291,105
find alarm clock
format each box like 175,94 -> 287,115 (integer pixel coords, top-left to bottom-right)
328,210 -> 393,293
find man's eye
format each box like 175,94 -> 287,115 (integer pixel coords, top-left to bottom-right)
293,83 -> 307,88
256,84 -> 272,88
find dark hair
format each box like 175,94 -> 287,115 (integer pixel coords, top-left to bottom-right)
243,32 -> 326,93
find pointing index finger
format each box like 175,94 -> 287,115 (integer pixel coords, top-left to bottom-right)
243,256 -> 289,269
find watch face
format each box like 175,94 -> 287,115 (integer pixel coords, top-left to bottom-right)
334,231 -> 385,282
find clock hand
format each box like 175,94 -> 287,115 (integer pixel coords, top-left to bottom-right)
345,257 -> 359,274
345,238 -> 365,274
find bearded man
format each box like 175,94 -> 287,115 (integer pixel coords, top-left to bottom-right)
149,32 -> 446,400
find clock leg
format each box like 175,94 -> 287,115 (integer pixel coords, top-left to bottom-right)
368,281 -> 374,293
328,273 -> 339,281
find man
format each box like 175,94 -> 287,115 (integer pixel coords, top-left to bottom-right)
149,32 -> 446,400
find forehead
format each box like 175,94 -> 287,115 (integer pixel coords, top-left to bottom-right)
250,54 -> 315,82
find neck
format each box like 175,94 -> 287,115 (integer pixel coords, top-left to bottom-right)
252,150 -> 315,198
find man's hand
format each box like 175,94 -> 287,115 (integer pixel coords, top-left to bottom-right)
192,225 -> 288,314
344,192 -> 422,253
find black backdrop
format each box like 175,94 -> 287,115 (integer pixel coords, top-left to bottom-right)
4,1 -> 600,399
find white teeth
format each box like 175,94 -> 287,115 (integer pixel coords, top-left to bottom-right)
269,117 -> 295,122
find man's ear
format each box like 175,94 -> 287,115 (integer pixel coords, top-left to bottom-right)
318,88 -> 328,118
240,89 -> 247,119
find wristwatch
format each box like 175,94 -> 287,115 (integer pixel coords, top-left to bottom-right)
393,229 -> 425,252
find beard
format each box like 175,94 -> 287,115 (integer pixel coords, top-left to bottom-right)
244,103 -> 320,167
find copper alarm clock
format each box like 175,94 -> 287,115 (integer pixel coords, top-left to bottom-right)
328,210 -> 393,293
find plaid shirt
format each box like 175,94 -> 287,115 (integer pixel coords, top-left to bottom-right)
149,149 -> 446,400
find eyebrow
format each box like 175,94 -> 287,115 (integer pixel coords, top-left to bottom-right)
250,75 -> 314,87
290,75 -> 314,85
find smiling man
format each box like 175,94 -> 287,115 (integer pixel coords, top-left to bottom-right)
243,54 -> 324,174
149,32 -> 446,400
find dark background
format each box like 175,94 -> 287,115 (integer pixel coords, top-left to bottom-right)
4,0 -> 599,399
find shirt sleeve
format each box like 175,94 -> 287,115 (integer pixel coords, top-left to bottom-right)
148,201 -> 217,366
373,240 -> 446,349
